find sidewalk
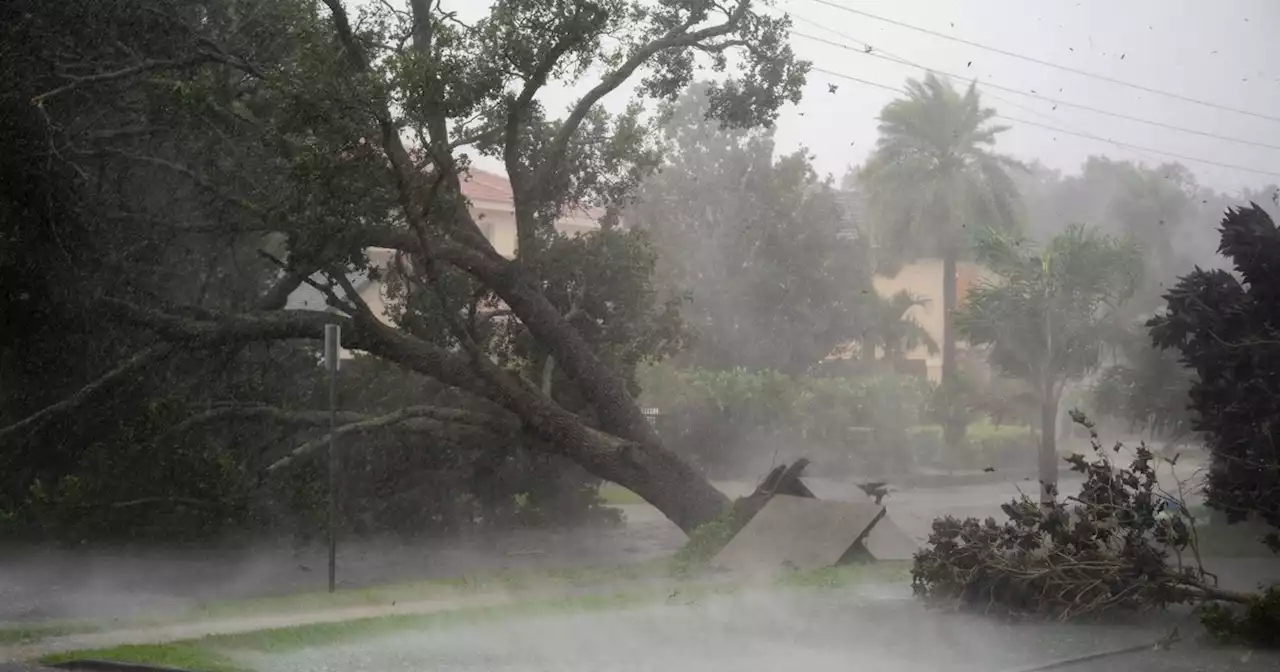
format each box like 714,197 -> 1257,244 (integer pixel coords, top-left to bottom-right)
0,592 -> 516,662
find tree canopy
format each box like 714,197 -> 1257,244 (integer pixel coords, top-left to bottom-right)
1149,205 -> 1280,546
858,73 -> 1023,273
625,83 -> 874,375
0,0 -> 811,537
860,290 -> 938,363
957,224 -> 1141,500
857,72 -> 1023,452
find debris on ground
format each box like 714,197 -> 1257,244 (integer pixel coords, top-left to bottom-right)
711,459 -> 920,573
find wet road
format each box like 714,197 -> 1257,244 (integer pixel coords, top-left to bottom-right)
3,473 -> 1270,622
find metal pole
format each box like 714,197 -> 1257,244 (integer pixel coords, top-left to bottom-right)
324,323 -> 341,593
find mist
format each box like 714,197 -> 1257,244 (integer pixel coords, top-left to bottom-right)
4,0 -> 1280,670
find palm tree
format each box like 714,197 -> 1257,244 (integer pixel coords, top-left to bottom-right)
859,72 -> 1023,452
957,224 -> 1142,503
864,290 -> 938,362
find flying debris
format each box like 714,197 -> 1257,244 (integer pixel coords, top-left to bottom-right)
857,481 -> 892,505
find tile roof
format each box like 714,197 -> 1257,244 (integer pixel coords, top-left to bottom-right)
457,168 -> 606,222
459,169 -> 514,204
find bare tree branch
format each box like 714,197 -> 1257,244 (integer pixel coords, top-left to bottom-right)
265,404 -> 518,472
167,403 -> 511,437
524,0 -> 751,200
0,344 -> 175,445
102,297 -> 491,402
503,8 -> 597,198
320,0 -> 731,532
33,56 -> 213,105
0,268 -> 309,444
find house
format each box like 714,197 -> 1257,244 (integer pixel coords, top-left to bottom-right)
872,260 -> 986,382
832,188 -> 989,382
283,169 -> 602,352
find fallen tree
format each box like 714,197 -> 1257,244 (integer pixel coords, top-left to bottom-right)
2,0 -> 810,535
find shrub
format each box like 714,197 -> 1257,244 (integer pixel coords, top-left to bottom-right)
670,508 -> 739,576
1148,205 -> 1280,548
907,423 -> 1035,471
1200,585 -> 1280,647
911,412 -> 1247,620
638,362 -> 931,475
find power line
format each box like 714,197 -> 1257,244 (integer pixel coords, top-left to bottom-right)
993,114 -> 1280,179
811,66 -> 904,95
800,0 -> 1280,124
789,28 -> 1280,152
789,16 -> 1209,166
810,66 -> 1280,180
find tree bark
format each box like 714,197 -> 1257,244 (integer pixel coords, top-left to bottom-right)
108,299 -> 729,535
326,0 -> 734,534
941,250 -> 964,452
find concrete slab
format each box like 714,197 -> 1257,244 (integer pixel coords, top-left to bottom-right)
859,515 -> 920,561
712,495 -> 884,573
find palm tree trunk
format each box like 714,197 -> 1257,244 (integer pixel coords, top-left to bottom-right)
941,251 -> 963,452
1039,380 -> 1059,505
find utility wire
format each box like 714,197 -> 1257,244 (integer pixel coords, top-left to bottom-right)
789,15 -> 1219,168
790,28 -> 1280,152
994,114 -> 1280,179
800,0 -> 1280,124
810,66 -> 1280,180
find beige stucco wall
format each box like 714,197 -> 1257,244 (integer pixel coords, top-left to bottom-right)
475,202 -> 600,258
872,259 -> 989,382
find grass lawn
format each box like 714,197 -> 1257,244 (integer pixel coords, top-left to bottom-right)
42,644 -> 249,672
0,621 -> 100,646
2,560 -> 670,650
36,562 -> 909,671
169,557 -> 672,622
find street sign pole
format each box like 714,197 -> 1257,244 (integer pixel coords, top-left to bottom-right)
324,323 -> 341,593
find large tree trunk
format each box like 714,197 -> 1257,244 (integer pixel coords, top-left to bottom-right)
941,250 -> 964,452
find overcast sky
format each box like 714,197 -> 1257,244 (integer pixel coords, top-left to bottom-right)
434,0 -> 1280,194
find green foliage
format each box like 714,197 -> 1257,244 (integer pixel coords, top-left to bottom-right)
42,645 -> 248,672
671,507 -> 739,576
858,73 -> 1023,273
861,290 -> 939,360
490,226 -> 689,400
1091,320 -> 1197,442
1200,585 -> 1280,647
907,423 -> 1035,470
958,224 -> 1141,493
912,414 -> 1213,620
959,224 -> 1142,384
925,372 -> 981,434
639,363 -> 931,474
1149,205 -> 1280,548
1016,158 -> 1246,321
4,0 -> 816,540
628,83 -> 876,374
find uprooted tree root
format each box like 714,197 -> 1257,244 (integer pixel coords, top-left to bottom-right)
911,411 -> 1255,624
